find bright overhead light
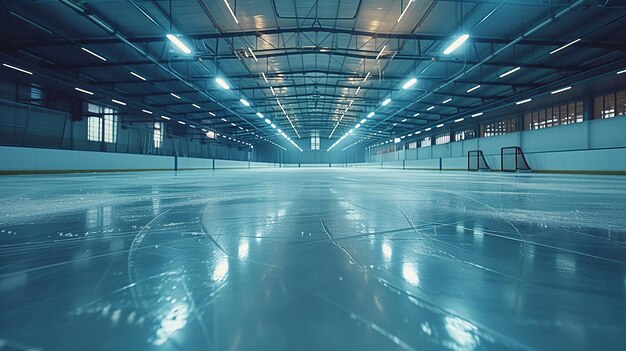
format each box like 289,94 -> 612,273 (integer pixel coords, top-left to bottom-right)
248,47 -> 258,62
436,123 -> 444,128
550,38 -> 581,55
355,124 -> 361,128
189,125 -> 196,128
240,98 -> 250,107
551,86 -> 572,95
471,112 -> 483,117
466,85 -> 481,93
209,112 -> 216,116
499,67 -> 520,78
160,115 -> 170,120
516,98 -> 532,105
130,71 -> 146,81
271,123 -> 276,129
367,112 -> 375,118
265,118 -> 272,124
223,0 -> 239,24
443,34 -> 470,55
455,118 -> 464,122
401,118 -> 407,122
381,98 -> 391,106
277,128 -> 282,133
74,87 -> 93,95
363,72 -> 371,83
261,72 -> 268,83
349,129 -> 353,134
230,122 -> 237,127
426,106 -> 435,111
81,47 -> 107,61
256,112 -> 264,118
425,127 -> 431,131
192,103 -> 201,109
442,98 -> 452,104
178,121 -> 186,125
166,34 -> 192,54
142,109 -> 152,114
618,68 -> 626,75
355,87 -> 361,95
215,77 -> 230,90
376,45 -> 387,60
360,118 -> 367,124
413,112 -> 420,117
270,86 -> 276,95
170,93 -> 181,99
397,0 -> 415,22
402,78 -> 417,89
221,118 -> 228,122
2,63 -> 33,75
111,99 -> 126,106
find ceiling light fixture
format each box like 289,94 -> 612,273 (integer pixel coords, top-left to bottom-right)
550,38 -> 581,55
2,63 -> 33,75
381,98 -> 391,106
516,98 -> 532,105
499,67 -> 521,78
166,34 -> 192,54
466,85 -> 481,93
130,72 -> 146,81
248,47 -> 258,62
81,47 -> 107,61
376,45 -> 387,60
443,34 -> 469,55
397,0 -> 415,23
74,87 -> 93,95
111,99 -> 126,106
170,93 -> 181,99
223,0 -> 239,24
402,78 -> 417,89
551,86 -> 572,95
215,77 -> 230,90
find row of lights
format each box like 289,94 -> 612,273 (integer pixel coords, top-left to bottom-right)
214,74 -> 303,152
258,66 -> 301,139
163,32 -> 299,151
364,33 -> 600,150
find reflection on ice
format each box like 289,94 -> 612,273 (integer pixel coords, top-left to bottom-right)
153,304 -> 189,346
444,316 -> 479,351
212,256 -> 229,282
402,262 -> 419,287
238,239 -> 249,260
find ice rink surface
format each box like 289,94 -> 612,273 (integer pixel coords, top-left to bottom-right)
1,168 -> 625,351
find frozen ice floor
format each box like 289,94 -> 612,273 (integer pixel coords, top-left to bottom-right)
1,169 -> 626,351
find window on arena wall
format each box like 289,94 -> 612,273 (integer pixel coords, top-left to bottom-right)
17,83 -> 47,107
594,90 -> 626,119
480,117 -> 517,137
454,128 -> 476,141
408,141 -> 418,149
420,137 -> 431,147
524,101 -> 583,130
153,122 -> 163,148
87,103 -> 118,143
310,131 -> 320,150
435,133 -> 450,145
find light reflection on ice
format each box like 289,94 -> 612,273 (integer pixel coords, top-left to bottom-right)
382,241 -> 392,262
444,316 -> 479,351
402,262 -> 419,286
153,304 -> 189,346
238,239 -> 249,260
212,256 -> 229,282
